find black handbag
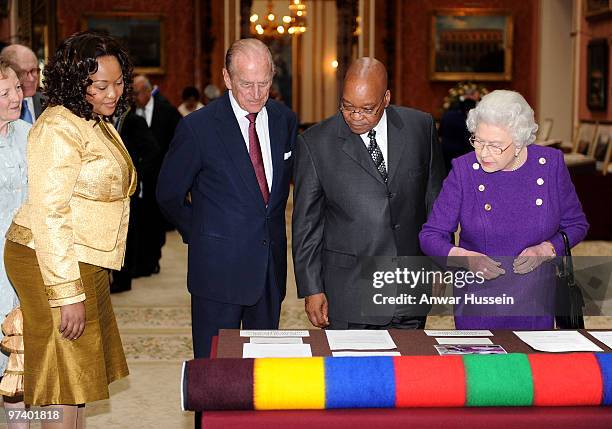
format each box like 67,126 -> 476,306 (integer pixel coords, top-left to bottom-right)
555,231 -> 585,329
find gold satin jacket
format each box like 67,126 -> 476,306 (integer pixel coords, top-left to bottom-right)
7,105 -> 136,307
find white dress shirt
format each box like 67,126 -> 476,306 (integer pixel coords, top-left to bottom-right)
136,95 -> 154,127
359,110 -> 389,168
228,90 -> 273,191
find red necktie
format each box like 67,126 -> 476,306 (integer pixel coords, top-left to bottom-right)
246,112 -> 269,204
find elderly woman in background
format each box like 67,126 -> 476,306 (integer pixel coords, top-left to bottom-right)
419,90 -> 588,330
3,32 -> 135,428
0,58 -> 30,428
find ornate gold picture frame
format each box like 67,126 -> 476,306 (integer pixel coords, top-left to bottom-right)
430,9 -> 513,81
82,12 -> 166,75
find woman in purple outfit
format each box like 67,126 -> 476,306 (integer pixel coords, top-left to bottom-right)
419,90 -> 588,329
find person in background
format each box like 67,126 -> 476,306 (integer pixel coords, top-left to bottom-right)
0,57 -> 30,429
133,75 -> 181,276
4,31 -> 134,428
419,90 -> 589,330
0,44 -> 43,124
203,83 -> 221,104
178,86 -> 204,117
110,107 -> 161,293
439,97 -> 476,175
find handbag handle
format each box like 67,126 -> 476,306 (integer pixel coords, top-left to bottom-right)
560,231 -> 575,284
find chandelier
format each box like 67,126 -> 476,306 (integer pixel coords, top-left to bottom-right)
250,0 -> 307,37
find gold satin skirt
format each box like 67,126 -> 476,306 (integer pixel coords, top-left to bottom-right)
3,240 -> 129,405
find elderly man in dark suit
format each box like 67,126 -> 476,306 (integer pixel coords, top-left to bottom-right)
1,44 -> 43,123
157,38 -> 297,358
133,75 -> 182,277
292,57 -> 445,330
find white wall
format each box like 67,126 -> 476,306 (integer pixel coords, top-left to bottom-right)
538,0 -> 574,141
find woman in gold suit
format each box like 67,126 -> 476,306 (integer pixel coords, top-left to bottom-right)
3,31 -> 135,428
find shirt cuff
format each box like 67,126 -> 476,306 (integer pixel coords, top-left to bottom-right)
45,279 -> 85,307
48,293 -> 86,308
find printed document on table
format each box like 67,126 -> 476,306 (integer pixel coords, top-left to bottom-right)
587,331 -> 612,350
332,351 -> 401,357
249,337 -> 304,344
513,330 -> 603,352
325,330 -> 397,350
425,330 -> 493,337
242,343 -> 312,358
436,337 -> 493,345
240,330 -> 310,337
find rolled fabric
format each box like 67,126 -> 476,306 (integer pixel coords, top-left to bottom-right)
183,358 -> 254,411
182,353 -> 609,411
596,353 -> 612,405
254,357 -> 325,410
463,354 -> 534,407
529,353 -> 603,406
394,355 -> 466,407
325,356 -> 395,408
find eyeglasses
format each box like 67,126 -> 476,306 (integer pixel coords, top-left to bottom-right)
469,135 -> 513,156
339,94 -> 386,117
16,68 -> 40,79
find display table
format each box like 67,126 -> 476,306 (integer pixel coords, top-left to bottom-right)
201,329 -> 612,428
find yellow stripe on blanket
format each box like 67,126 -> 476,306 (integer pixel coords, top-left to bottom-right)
254,357 -> 325,410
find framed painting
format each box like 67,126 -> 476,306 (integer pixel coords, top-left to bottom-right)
585,0 -> 612,19
430,9 -> 513,81
82,13 -> 166,75
587,39 -> 608,111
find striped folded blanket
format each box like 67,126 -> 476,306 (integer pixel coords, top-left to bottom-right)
181,353 -> 612,411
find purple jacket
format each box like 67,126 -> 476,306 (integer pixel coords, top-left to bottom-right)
419,145 -> 588,329
419,145 -> 588,258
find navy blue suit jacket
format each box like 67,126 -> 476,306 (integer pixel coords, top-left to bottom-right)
156,92 -> 297,305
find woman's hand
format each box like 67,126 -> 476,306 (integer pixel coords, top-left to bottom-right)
513,241 -> 556,274
59,302 -> 86,340
448,247 -> 505,280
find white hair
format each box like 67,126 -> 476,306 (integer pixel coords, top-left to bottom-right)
466,90 -> 539,147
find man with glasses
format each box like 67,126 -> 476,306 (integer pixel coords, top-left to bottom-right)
292,57 -> 444,330
0,44 -> 43,123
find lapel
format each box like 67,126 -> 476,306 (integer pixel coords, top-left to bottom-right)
32,92 -> 43,119
150,95 -> 161,130
338,113 -> 386,185
214,92 -> 266,211
266,100 -> 284,209
385,106 -> 407,183
97,119 -> 137,196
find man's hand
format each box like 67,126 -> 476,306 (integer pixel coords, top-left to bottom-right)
305,293 -> 329,328
59,302 -> 86,340
448,246 -> 505,280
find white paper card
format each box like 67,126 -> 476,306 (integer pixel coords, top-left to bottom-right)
332,351 -> 401,357
249,337 -> 303,344
325,330 -> 397,350
587,331 -> 612,350
513,330 -> 603,352
425,330 -> 493,337
242,343 -> 312,358
436,337 -> 493,345
240,330 -> 310,337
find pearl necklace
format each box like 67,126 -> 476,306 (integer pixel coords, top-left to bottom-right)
507,147 -> 527,171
